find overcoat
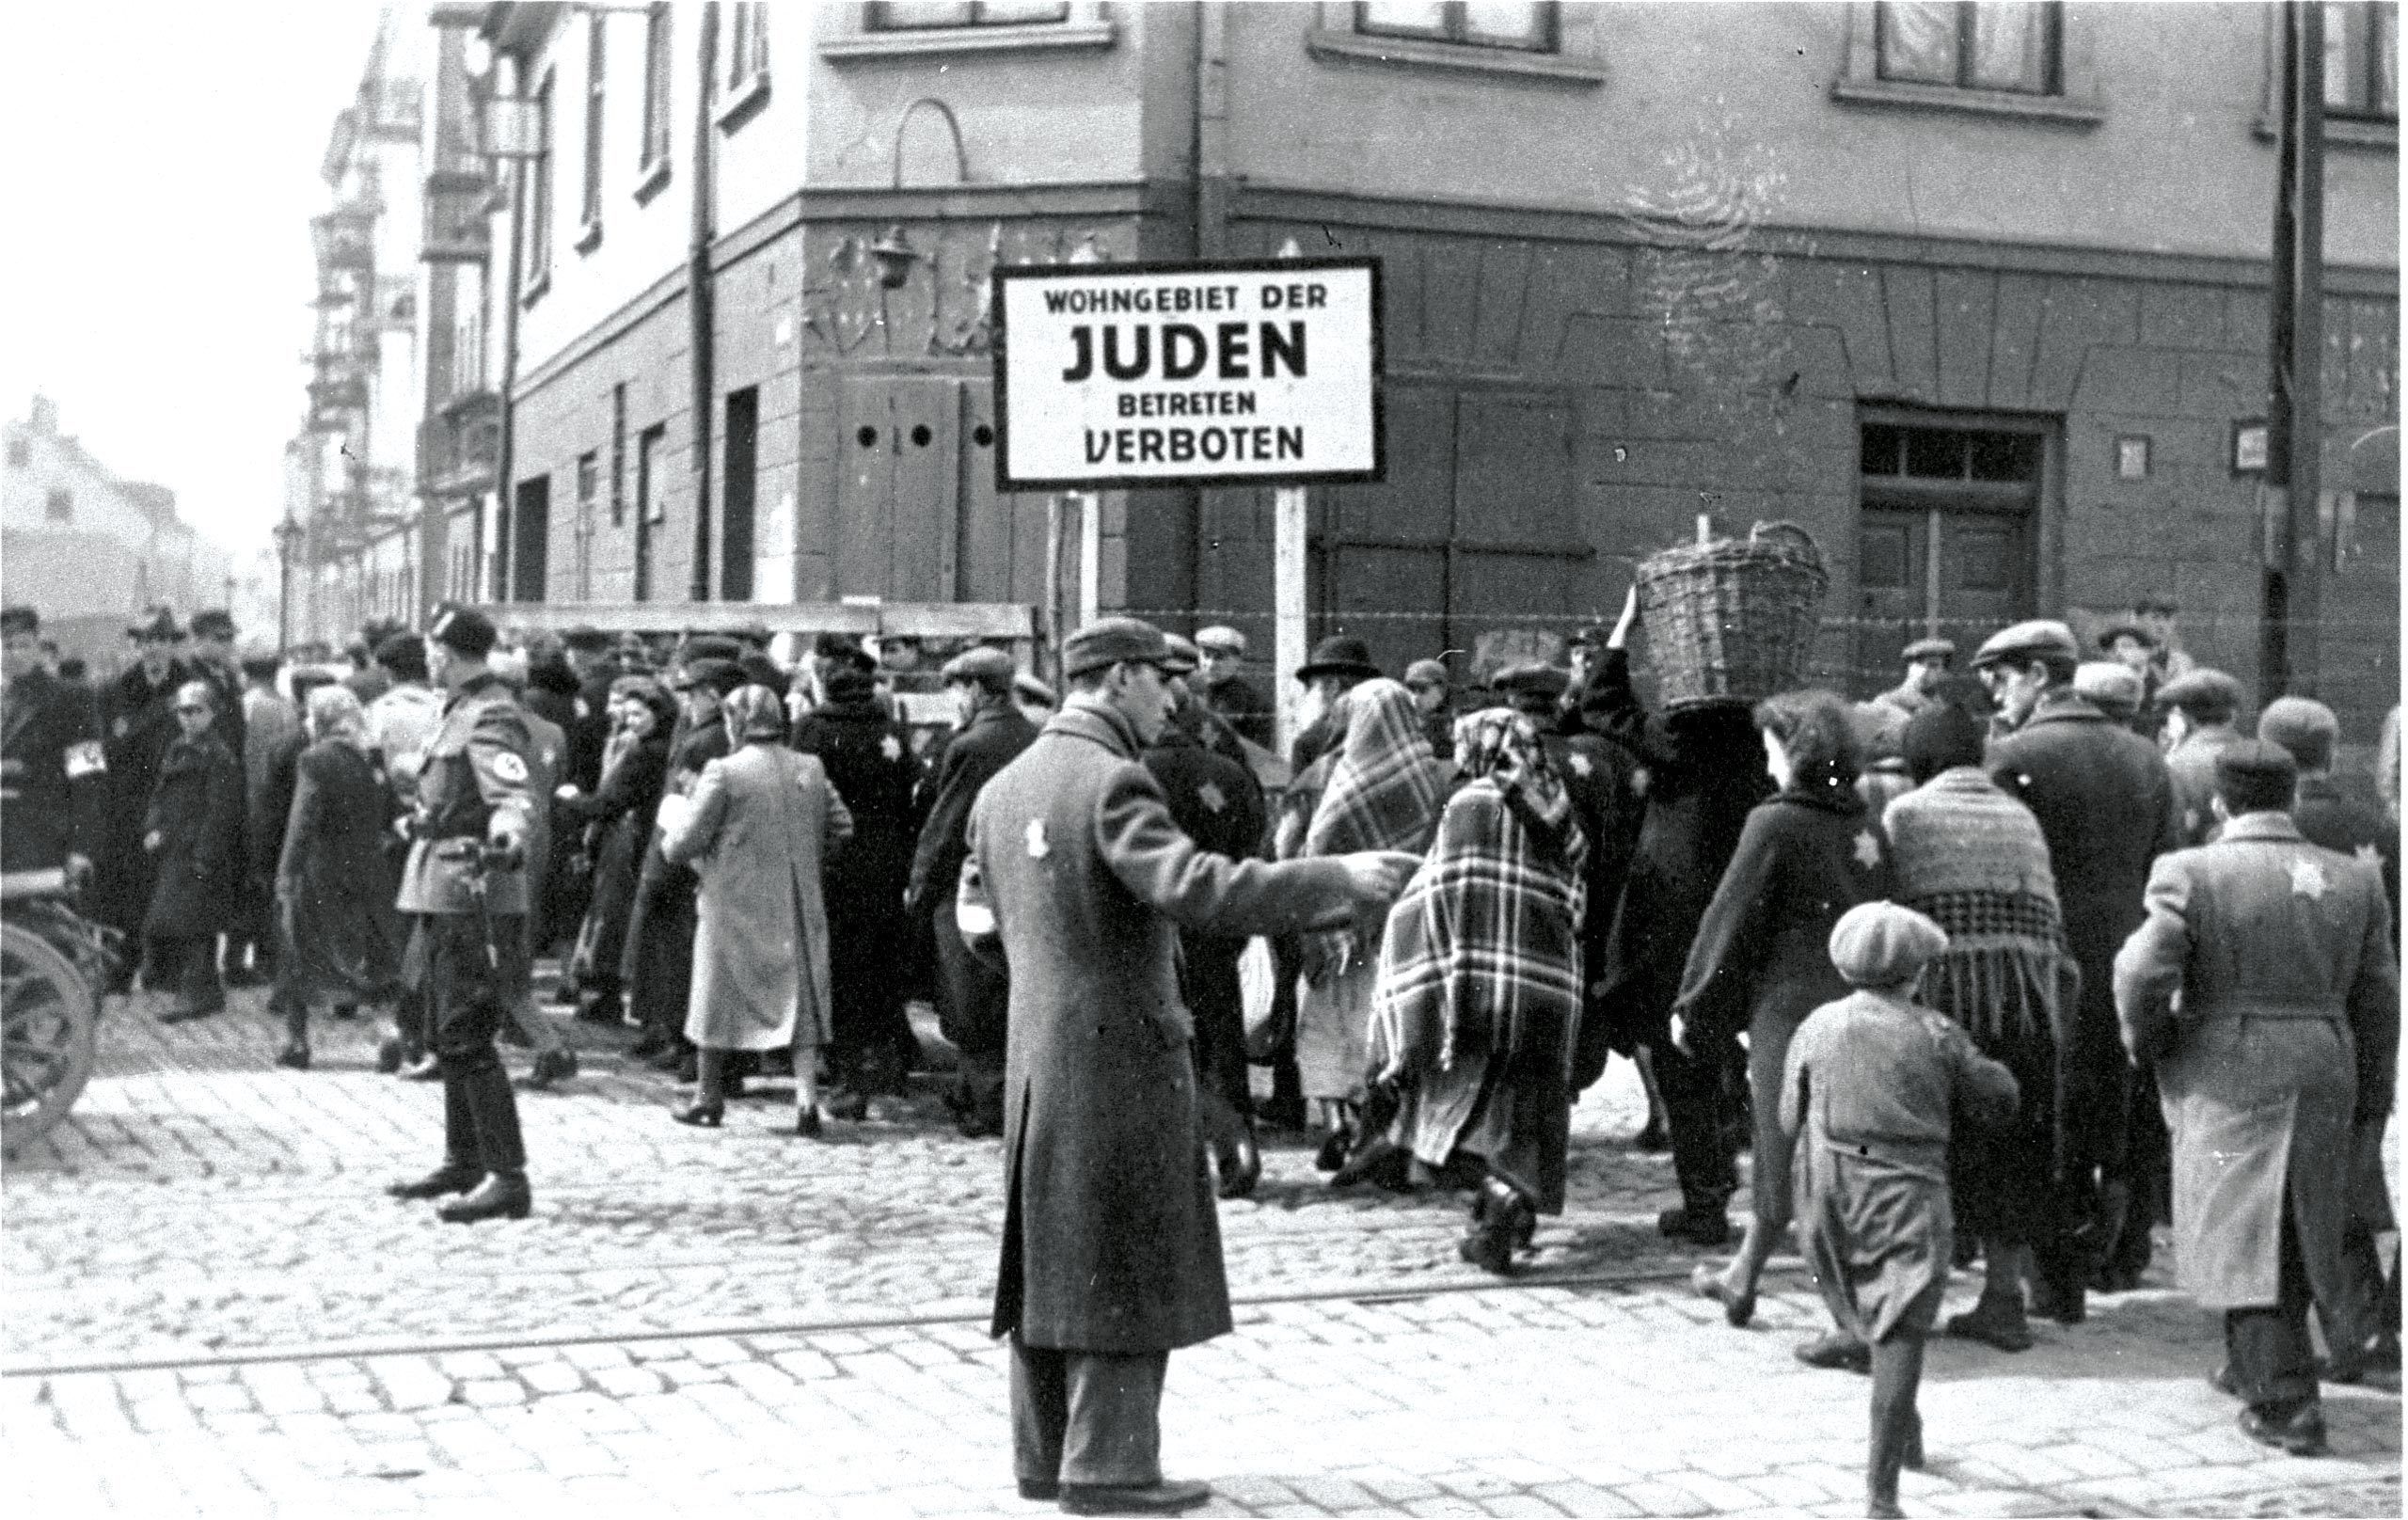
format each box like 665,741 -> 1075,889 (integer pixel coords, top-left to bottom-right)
562,731 -> 671,988
623,724 -> 730,1028
2164,722 -> 2245,847
661,742 -> 851,1051
276,737 -> 404,998
961,702 -> 1355,1354
2,664 -> 105,874
96,659 -> 185,932
143,732 -> 245,937
794,694 -> 925,1044
2114,813 -> 2399,1308
910,700 -> 1040,1057
1989,690 -> 2179,1168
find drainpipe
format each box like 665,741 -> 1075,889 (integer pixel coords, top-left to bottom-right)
687,2 -> 721,603
490,58 -> 527,607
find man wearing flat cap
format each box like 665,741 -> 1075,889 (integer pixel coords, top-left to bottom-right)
1976,617 -> 2180,1321
2159,669 -> 2248,847
1873,638 -> 1955,726
958,616 -> 1414,1514
94,607 -> 192,974
910,647 -> 1041,1137
2,605 -> 106,886
1194,625 -> 1274,752
384,605 -> 541,1225
2115,741 -> 2398,1456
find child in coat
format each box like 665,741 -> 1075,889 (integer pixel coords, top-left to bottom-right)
1782,901 -> 2020,1518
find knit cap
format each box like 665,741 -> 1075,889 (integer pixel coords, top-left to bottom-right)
1829,902 -> 1949,989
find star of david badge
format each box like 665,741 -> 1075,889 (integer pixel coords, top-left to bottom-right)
1853,831 -> 1882,870
2290,858 -> 2329,901
1025,819 -> 1051,860
490,752 -> 530,784
1196,781 -> 1228,815
1566,752 -> 1593,779
880,734 -> 904,763
1631,767 -> 1651,798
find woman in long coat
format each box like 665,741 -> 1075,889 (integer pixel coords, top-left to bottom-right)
660,685 -> 852,1135
561,676 -> 675,1025
1577,588 -> 1774,1240
268,686 -> 404,1069
144,679 -> 246,1021
1291,678 -> 1448,1166
1678,689 -> 1894,1336
1370,709 -> 1587,1274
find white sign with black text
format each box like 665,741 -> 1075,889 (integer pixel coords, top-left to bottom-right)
991,258 -> 1382,490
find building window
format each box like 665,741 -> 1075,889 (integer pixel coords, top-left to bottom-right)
522,73 -> 555,293
1876,1 -> 2059,95
2325,1 -> 2399,119
1354,1 -> 1557,52
44,487 -> 71,523
641,4 -> 673,171
727,3 -> 769,85
867,1 -> 1070,27
580,17 -> 606,234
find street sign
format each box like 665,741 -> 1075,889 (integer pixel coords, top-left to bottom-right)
992,257 -> 1382,491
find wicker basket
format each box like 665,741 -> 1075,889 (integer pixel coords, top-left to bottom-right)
1635,521 -> 1829,710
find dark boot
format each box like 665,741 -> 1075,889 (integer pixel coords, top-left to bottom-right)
673,1049 -> 726,1127
275,999 -> 310,1070
436,1171 -> 531,1223
461,1063 -> 527,1177
521,1047 -> 578,1090
387,1162 -> 482,1200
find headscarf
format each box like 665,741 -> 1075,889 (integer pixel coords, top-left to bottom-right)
1304,678 -> 1448,860
305,684 -> 369,752
1450,707 -> 1574,847
721,684 -> 788,743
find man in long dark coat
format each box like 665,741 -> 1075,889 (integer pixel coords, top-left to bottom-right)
1,606 -> 106,881
1975,619 -> 2181,1322
958,618 -> 1408,1515
624,657 -> 742,1071
2115,742 -> 2398,1456
907,647 -> 1038,1138
793,657 -> 925,1112
96,608 -> 190,986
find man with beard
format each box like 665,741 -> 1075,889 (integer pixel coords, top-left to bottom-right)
96,608 -> 190,988
908,647 -> 1039,1138
1975,619 -> 2180,1322
793,646 -> 926,1116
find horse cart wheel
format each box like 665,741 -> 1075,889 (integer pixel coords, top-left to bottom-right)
2,919 -> 96,1156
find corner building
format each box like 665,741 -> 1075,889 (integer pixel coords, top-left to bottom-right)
475,2 -> 2399,740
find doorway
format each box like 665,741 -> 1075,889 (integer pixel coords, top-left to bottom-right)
1853,418 -> 2044,695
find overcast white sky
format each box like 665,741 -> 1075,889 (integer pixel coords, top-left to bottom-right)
0,5 -> 387,564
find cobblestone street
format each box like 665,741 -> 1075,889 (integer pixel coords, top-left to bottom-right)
6,986 -> 2399,1518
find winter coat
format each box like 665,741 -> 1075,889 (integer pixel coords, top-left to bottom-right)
142,732 -> 245,937
2114,812 -> 2399,1308
95,659 -> 186,929
1576,648 -> 1773,1079
793,696 -> 924,899
563,730 -> 671,989
275,737 -> 404,999
2,665 -> 104,874
661,742 -> 852,1051
2164,722 -> 2245,847
959,701 -> 1358,1354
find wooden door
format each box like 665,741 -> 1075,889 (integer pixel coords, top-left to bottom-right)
1451,391 -> 1585,670
1853,507 -> 1929,695
835,377 -> 963,602
1315,384 -> 1455,678
2322,492 -> 2400,745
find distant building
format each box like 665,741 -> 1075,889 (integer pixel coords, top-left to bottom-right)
1,395 -> 231,665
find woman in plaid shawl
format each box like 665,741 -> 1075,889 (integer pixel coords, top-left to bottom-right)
1290,678 -> 1449,1165
1370,709 -> 1588,1275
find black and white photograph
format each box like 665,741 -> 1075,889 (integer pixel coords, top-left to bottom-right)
1,3 -> 2400,1517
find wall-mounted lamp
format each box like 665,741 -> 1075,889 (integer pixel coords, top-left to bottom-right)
868,227 -> 919,290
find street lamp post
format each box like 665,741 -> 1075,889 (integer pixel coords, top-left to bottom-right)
274,515 -> 304,652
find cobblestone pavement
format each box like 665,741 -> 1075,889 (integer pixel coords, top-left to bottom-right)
6,981 -> 2400,1518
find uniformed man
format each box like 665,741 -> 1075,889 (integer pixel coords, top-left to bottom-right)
958,617 -> 1411,1514
2115,742 -> 2398,1455
2,606 -> 106,882
1974,618 -> 2181,1318
2160,668 -> 2248,846
384,605 -> 540,1225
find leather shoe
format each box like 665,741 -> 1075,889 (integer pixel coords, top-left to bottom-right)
387,1164 -> 482,1201
1057,1479 -> 1212,1515
375,1036 -> 406,1074
522,1048 -> 578,1090
672,1100 -> 724,1128
1017,1478 -> 1060,1502
275,1042 -> 311,1071
1794,1332 -> 1873,1374
1943,1304 -> 2035,1353
1656,1205 -> 1730,1247
1216,1134 -> 1261,1200
794,1108 -> 824,1139
2238,1401 -> 2328,1457
436,1173 -> 531,1224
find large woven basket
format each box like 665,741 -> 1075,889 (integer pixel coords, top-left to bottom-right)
1635,521 -> 1828,710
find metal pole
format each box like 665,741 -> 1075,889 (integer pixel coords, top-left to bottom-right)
686,2 -> 721,604
2265,0 -> 2326,700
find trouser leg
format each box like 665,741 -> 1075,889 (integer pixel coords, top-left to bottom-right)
2225,1195 -> 2319,1413
1867,1335 -> 1925,1512
1010,1338 -> 1069,1488
954,1045 -> 1006,1132
428,915 -> 528,1177
1059,1348 -> 1170,1489
1655,1036 -> 1736,1214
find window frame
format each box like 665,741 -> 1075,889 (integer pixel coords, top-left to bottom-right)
2255,2 -> 2397,149
1832,0 -> 2102,126
578,16 -> 606,252
1872,1 -> 2060,96
520,70 -> 556,304
717,1 -> 772,132
1353,1 -> 1560,55
2324,0 -> 2398,120
822,0 -> 1113,61
637,3 -> 674,200
865,2 -> 1071,30
1305,0 -> 1605,85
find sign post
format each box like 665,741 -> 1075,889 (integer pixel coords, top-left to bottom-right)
993,255 -> 1383,739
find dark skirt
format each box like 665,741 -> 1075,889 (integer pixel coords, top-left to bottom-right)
1390,1002 -> 1576,1214
571,814 -> 644,990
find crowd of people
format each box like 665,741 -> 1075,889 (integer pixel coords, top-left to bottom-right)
1,586 -> 2398,1518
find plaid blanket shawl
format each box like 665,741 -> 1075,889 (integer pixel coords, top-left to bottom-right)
1301,679 -> 1449,972
1370,711 -> 1588,1079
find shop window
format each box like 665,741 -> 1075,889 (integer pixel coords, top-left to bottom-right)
2324,1 -> 2398,120
1355,1 -> 1558,53
869,1 -> 1069,26
1877,0 -> 2059,95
